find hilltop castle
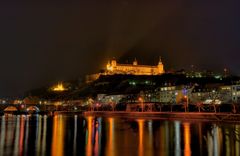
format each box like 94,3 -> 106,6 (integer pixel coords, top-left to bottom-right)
106,57 -> 164,75
86,57 -> 165,83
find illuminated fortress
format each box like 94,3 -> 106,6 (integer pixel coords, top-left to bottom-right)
106,58 -> 164,75
86,57 -> 165,83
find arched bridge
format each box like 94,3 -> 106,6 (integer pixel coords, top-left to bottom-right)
0,103 -> 58,113
0,103 -> 84,114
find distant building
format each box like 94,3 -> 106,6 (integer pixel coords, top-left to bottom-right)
51,82 -> 67,92
191,86 -> 220,104
232,85 -> 240,103
97,94 -> 125,104
105,57 -> 164,75
157,86 -> 176,103
157,85 -> 193,104
191,85 -> 232,104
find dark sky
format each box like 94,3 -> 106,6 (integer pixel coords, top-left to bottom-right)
0,0 -> 240,96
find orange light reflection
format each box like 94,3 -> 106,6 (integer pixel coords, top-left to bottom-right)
13,116 -> 20,155
19,116 -> 25,156
51,115 -> 64,156
183,122 -> 191,156
138,119 -> 144,156
106,118 -> 115,156
86,116 -> 93,156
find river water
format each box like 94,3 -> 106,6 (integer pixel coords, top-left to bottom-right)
0,114 -> 239,156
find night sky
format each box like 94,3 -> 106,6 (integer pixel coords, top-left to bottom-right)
0,0 -> 240,96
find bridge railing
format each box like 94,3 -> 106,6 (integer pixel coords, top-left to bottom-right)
86,102 -> 240,114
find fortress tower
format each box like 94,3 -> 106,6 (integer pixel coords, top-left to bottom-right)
157,57 -> 164,74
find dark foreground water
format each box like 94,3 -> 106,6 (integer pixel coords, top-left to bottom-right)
0,114 -> 239,156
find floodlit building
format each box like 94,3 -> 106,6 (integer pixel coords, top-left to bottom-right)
231,85 -> 240,102
157,85 -> 193,104
191,85 -> 232,104
191,86 -> 220,104
85,57 -> 165,83
106,58 -> 164,75
52,82 -> 67,92
97,94 -> 125,104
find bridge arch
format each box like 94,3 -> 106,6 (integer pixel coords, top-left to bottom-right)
4,106 -> 18,111
26,106 -> 40,112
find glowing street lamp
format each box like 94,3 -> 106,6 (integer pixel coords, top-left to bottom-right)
184,95 -> 189,112
139,97 -> 144,112
20,104 -> 25,109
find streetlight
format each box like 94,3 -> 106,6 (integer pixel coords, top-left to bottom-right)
184,95 -> 189,112
139,97 -> 144,112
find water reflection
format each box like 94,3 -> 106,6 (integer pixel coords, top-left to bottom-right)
13,116 -> 20,156
183,122 -> 191,156
174,121 -> 181,156
205,124 -> 222,156
85,116 -> 102,156
0,115 -> 240,156
137,119 -> 144,156
73,115 -> 77,156
197,123 -> 203,156
52,115 -> 64,156
0,116 -> 5,156
36,115 -> 42,156
19,116 -> 25,156
86,116 -> 93,156
24,116 -> 29,156
146,120 -> 153,156
106,118 -> 115,156
96,118 -> 102,155
41,116 -> 47,156
235,125 -> 240,156
159,121 -> 169,155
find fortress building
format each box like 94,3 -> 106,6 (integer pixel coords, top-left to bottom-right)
86,57 -> 165,83
105,57 -> 164,75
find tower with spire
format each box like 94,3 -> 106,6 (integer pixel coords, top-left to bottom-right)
133,58 -> 138,66
157,56 -> 164,74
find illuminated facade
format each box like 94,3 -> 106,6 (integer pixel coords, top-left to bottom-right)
231,85 -> 240,102
106,58 -> 164,75
52,82 -> 67,92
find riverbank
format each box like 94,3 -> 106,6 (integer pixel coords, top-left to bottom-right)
2,110 -> 240,123
84,111 -> 240,123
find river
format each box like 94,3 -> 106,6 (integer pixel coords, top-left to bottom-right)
0,114 -> 239,156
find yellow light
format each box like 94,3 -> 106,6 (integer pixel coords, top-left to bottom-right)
138,119 -> 144,156
52,115 -> 64,156
107,66 -> 113,71
52,82 -> 66,92
86,116 -> 93,156
183,122 -> 191,156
